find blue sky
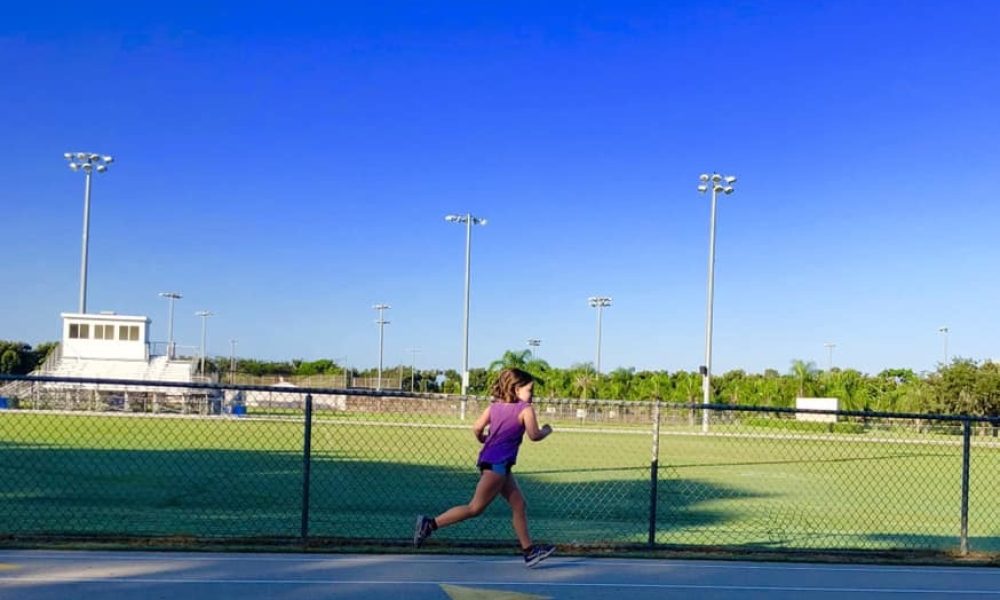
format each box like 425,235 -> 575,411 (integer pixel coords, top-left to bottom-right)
2,1 -> 999,375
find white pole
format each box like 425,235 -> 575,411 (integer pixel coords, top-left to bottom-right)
698,173 -> 736,433
461,214 -> 472,395
79,171 -> 92,314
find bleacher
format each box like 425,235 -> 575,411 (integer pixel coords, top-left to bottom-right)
43,355 -> 196,385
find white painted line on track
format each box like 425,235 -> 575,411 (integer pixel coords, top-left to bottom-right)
2,575 -> 1000,595
0,552 -> 997,577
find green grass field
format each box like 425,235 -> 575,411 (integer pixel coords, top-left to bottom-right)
1,409 -> 998,554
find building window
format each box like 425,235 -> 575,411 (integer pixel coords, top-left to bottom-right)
69,324 -> 79,338
119,325 -> 129,341
70,323 -> 91,339
128,326 -> 139,341
94,325 -> 104,340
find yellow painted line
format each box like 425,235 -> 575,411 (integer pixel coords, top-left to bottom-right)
0,563 -> 18,571
440,583 -> 549,600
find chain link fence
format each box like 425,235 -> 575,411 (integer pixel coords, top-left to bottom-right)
1,374 -> 998,558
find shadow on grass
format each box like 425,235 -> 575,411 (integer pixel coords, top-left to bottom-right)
0,440 -> 756,549
6,439 -> 980,557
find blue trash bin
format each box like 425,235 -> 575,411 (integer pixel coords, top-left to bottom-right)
0,397 -> 8,409
232,405 -> 246,416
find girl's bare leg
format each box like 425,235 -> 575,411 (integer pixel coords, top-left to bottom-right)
435,471 -> 505,527
501,474 -> 531,549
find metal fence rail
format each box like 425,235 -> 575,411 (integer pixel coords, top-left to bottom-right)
1,374 -> 998,558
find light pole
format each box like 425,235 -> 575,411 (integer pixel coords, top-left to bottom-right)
195,310 -> 214,375
445,213 -> 487,397
373,304 -> 391,391
938,326 -> 949,365
588,297 -> 612,375
159,292 -> 182,359
65,152 -> 114,314
527,338 -> 541,358
697,172 -> 737,433
407,347 -> 421,391
824,342 -> 836,371
229,339 -> 238,384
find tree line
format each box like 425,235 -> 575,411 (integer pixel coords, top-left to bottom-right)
3,341 -> 998,417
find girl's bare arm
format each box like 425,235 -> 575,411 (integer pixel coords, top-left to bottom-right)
472,407 -> 491,443
522,405 -> 553,442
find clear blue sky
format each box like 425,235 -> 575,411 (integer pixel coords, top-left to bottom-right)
3,1 -> 999,375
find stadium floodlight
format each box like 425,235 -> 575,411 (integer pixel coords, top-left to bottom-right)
697,172 -> 737,433
526,338 -> 542,361
938,326 -> 949,365
373,304 -> 391,391
587,296 -> 613,375
444,213 -> 487,400
159,292 -> 183,359
824,342 -> 836,371
195,310 -> 215,375
64,151 -> 114,313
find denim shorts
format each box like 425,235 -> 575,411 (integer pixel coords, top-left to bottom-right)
477,461 -> 514,475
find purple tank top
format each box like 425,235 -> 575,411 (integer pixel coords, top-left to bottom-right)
477,401 -> 531,465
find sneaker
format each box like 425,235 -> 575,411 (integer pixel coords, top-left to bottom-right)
413,515 -> 434,548
523,544 -> 555,568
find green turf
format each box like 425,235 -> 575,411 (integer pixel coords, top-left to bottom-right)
1,410 -> 998,554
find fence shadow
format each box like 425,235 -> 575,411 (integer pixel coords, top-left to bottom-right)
0,440 -> 756,547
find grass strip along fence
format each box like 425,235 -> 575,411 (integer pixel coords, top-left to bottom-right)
1,374 -> 999,560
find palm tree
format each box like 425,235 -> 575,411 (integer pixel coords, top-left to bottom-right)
570,363 -> 597,400
487,349 -> 551,389
790,359 -> 819,397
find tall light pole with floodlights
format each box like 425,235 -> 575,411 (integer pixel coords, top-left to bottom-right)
588,297 -> 612,375
445,213 -> 487,397
229,339 -> 238,383
65,152 -> 114,314
527,338 -> 541,358
824,342 -> 836,371
195,310 -> 214,375
697,172 -> 736,433
373,304 -> 391,391
159,292 -> 182,359
938,326 -> 949,365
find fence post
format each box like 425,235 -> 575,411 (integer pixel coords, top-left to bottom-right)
648,400 -> 661,547
960,418 -> 971,555
301,393 -> 314,544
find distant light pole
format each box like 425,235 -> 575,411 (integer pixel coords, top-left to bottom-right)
65,152 -> 114,314
938,326 -> 949,365
527,338 -> 541,357
159,292 -> 182,359
445,213 -> 487,396
331,355 -> 350,388
229,339 -> 238,384
824,342 -> 836,371
697,172 -> 737,433
373,304 -> 391,391
195,310 -> 214,375
588,297 -> 612,375
407,347 -> 421,391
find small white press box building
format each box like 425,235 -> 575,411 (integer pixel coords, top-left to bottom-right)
61,312 -> 150,361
